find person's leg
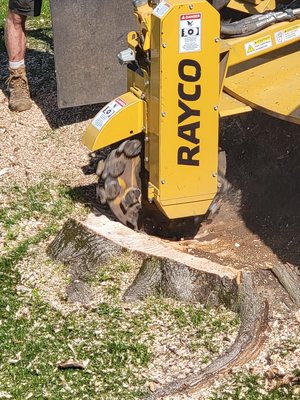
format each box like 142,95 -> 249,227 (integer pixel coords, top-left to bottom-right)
5,10 -> 27,64
5,9 -> 31,112
5,0 -> 43,112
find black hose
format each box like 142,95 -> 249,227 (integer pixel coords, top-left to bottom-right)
221,8 -> 300,37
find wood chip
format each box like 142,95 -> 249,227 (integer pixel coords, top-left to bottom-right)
57,359 -> 90,370
0,168 -> 9,177
0,392 -> 12,399
8,352 -> 21,365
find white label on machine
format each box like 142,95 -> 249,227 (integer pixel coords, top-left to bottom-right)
152,1 -> 171,19
179,13 -> 202,53
274,25 -> 300,45
245,35 -> 272,56
92,98 -> 126,131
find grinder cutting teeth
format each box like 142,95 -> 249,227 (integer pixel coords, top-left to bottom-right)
95,139 -> 142,230
95,138 -> 228,232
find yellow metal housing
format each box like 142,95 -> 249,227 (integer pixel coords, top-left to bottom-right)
228,0 -> 276,14
82,92 -> 145,151
219,92 -> 252,117
147,0 -> 220,219
225,20 -> 300,67
223,20 -> 300,124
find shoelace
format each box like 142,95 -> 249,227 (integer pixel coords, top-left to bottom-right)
6,73 -> 28,90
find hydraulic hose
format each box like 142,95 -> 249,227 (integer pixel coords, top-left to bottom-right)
221,8 -> 300,37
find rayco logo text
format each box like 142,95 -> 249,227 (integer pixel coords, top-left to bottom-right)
177,59 -> 201,166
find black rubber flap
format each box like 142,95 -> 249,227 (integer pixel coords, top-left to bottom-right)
50,0 -> 134,108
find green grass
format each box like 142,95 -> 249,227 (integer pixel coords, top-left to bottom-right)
0,0 -> 7,26
0,179 -> 241,398
0,180 -> 148,399
0,0 -> 52,53
0,268 -> 150,399
0,0 -> 51,28
28,0 -> 51,29
0,180 -> 78,247
171,305 -> 240,353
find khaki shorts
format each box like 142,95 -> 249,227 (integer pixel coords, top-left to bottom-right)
9,0 -> 42,17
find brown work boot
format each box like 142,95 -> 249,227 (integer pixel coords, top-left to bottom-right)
6,67 -> 32,112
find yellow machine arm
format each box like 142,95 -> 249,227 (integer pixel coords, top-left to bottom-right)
83,0 -> 300,229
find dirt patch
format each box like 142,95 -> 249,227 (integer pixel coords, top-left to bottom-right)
171,113 -> 300,276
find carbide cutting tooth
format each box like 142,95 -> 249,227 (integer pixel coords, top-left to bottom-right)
104,177 -> 121,200
96,159 -> 105,177
123,139 -> 142,158
96,186 -> 107,204
104,154 -> 126,178
121,188 -> 141,213
102,150 -> 117,180
126,203 -> 142,230
116,139 -> 130,155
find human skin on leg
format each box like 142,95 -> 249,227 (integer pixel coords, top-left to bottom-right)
5,10 -> 31,111
5,10 -> 27,62
5,1 -> 42,112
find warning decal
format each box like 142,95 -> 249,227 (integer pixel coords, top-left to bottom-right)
179,13 -> 202,53
92,98 -> 126,131
152,1 -> 171,19
245,36 -> 272,56
274,25 -> 300,45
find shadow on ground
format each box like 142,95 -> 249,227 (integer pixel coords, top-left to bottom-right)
68,182 -> 119,224
67,182 -> 97,208
220,111 -> 300,267
0,28 -> 103,129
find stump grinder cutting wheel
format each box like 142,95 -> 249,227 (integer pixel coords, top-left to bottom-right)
96,139 -> 142,230
82,0 -> 300,232
95,138 -> 228,231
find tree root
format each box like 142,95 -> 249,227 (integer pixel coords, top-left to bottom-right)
271,263 -> 300,307
143,272 -> 269,399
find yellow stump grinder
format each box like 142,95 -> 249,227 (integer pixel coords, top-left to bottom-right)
82,0 -> 300,231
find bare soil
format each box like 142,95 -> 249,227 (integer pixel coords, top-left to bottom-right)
174,113 -> 300,274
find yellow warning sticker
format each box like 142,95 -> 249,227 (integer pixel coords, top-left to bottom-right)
275,25 -> 300,45
245,36 -> 272,56
247,44 -> 255,53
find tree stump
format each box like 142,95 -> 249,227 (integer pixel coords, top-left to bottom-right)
48,214 -> 239,308
48,213 -> 270,398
